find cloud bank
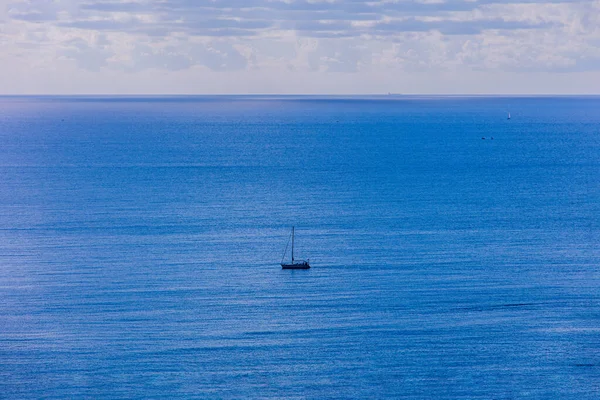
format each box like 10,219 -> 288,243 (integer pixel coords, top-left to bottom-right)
1,0 -> 600,93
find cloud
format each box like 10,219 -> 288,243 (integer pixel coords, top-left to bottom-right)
9,0 -> 575,38
61,37 -> 111,70
1,0 -> 600,93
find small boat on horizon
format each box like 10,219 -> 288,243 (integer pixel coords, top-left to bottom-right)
281,227 -> 310,270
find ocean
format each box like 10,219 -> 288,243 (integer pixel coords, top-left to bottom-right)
0,96 -> 598,398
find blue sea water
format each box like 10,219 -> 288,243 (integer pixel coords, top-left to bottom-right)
0,95 -> 599,399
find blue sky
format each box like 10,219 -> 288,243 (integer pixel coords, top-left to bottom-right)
1,0 -> 599,94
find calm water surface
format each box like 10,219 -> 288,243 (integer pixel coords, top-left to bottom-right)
0,96 -> 599,398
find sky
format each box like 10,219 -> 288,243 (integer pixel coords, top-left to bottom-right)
1,0 -> 600,94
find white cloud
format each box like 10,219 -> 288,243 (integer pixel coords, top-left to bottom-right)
0,0 -> 599,93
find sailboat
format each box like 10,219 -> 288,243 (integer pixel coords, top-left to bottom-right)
281,227 -> 310,269
507,112 -> 511,120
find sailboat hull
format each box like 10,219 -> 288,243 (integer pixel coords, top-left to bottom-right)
281,262 -> 310,270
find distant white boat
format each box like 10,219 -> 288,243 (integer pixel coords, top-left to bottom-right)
280,227 -> 310,269
507,112 -> 511,120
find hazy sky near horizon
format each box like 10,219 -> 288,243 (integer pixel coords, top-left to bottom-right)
1,0 -> 600,94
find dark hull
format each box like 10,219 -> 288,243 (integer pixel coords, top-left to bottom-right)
281,263 -> 310,270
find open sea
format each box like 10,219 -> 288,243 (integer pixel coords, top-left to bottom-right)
0,95 -> 599,399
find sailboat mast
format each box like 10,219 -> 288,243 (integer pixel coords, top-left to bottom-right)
291,227 -> 295,263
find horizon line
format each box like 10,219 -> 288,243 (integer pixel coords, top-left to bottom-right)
1,93 -> 599,98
